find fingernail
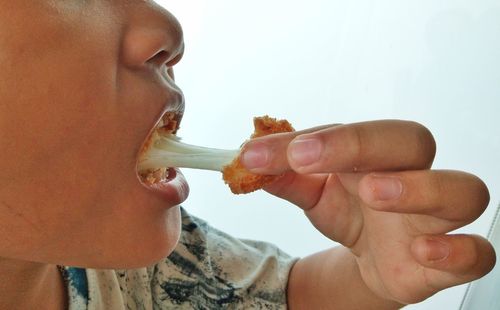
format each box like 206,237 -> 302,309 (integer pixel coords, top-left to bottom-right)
426,238 -> 450,261
242,142 -> 270,169
370,175 -> 403,201
289,138 -> 322,167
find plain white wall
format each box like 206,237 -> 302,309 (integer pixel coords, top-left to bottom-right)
159,1 -> 500,309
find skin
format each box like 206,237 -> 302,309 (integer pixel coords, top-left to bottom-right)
0,1 -> 186,308
0,0 -> 495,309
242,121 -> 495,307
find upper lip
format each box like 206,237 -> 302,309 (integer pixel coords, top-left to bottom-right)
159,68 -> 185,129
135,84 -> 185,170
157,86 -> 185,132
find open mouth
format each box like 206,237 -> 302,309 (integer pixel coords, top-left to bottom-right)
137,112 -> 181,185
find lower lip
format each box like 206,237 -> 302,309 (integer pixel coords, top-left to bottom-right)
142,168 -> 189,206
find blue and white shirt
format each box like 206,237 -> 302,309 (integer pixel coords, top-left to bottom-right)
61,208 -> 297,309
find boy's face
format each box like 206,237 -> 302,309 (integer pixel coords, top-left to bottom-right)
0,1 -> 188,268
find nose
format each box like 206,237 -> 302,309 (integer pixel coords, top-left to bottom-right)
121,3 -> 184,70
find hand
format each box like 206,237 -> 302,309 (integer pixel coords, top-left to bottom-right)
242,120 -> 495,304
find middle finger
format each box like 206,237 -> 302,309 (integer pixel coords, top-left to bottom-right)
358,169 -> 490,231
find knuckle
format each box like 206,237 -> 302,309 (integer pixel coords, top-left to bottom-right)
345,125 -> 367,171
426,171 -> 489,222
442,235 -> 495,280
463,173 -> 490,221
485,240 -> 497,273
472,175 -> 490,211
463,239 -> 481,272
443,235 -> 478,275
323,125 -> 367,171
425,172 -> 445,212
461,236 -> 495,277
413,122 -> 436,167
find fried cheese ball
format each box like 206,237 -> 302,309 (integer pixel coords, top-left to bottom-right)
222,116 -> 294,194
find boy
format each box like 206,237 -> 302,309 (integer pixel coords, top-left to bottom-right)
0,1 -> 495,309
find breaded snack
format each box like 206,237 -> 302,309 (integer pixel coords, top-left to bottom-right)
138,114 -> 294,194
222,116 -> 294,194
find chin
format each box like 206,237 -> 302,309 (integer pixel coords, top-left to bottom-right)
142,205 -> 182,267
128,205 -> 182,269
86,204 -> 183,270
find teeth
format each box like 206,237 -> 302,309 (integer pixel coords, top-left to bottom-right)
139,167 -> 170,185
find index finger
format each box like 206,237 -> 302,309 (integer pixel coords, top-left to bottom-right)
240,124 -> 334,174
242,120 -> 436,175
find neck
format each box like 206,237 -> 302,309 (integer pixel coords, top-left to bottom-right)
0,258 -> 67,309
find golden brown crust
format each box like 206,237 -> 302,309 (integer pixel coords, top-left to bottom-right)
222,116 -> 294,194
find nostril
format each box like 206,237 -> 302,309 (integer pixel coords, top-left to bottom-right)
166,50 -> 183,67
147,50 -> 171,67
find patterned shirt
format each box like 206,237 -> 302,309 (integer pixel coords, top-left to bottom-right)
61,208 -> 297,309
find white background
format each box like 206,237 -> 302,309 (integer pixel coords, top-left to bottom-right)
159,1 -> 500,309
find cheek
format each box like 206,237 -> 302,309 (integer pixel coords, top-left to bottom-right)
0,2 -> 181,267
